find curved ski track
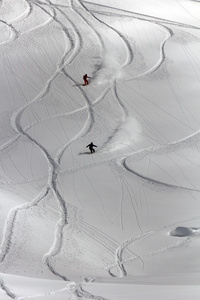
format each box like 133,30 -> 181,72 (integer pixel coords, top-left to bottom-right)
108,216 -> 200,277
0,0 -> 200,297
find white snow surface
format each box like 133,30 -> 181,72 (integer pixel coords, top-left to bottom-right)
0,0 -> 200,299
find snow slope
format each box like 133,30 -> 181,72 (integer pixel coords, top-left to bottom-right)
0,0 -> 200,299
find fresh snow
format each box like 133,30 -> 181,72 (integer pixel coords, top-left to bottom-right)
0,0 -> 200,299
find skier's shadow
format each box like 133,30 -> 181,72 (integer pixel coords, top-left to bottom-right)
73,84 -> 84,87
79,151 -> 91,155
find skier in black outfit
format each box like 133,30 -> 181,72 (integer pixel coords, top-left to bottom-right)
86,142 -> 97,153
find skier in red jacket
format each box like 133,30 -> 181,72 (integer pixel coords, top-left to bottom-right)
83,74 -> 90,85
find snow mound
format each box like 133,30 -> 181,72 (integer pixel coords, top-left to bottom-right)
170,226 -> 194,237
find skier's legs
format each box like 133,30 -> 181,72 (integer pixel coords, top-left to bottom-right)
89,147 -> 95,153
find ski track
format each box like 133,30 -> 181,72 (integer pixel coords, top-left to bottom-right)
0,187 -> 50,264
109,236 -> 191,278
0,277 -> 16,299
85,1 -> 200,30
62,0 -> 200,281
0,0 -> 83,282
82,4 -> 134,150
74,283 -> 109,300
1,0 -> 113,286
0,276 -> 107,300
90,4 -> 173,81
108,215 -> 200,277
0,0 -> 199,295
118,129 -> 200,192
12,280 -> 109,300
0,19 -> 19,42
